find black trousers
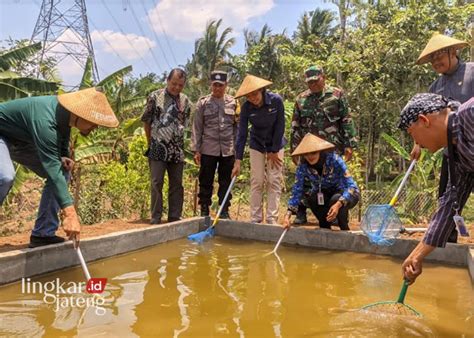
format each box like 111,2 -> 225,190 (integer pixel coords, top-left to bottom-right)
198,154 -> 234,211
439,154 -> 458,243
307,191 -> 359,230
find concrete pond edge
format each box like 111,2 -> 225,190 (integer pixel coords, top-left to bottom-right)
0,218 -> 473,285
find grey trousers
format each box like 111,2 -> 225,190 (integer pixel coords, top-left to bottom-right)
149,159 -> 184,222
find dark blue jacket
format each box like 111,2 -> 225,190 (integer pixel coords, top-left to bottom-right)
287,152 -> 359,213
235,91 -> 286,160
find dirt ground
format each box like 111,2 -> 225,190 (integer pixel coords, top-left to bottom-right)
1,203 -> 472,254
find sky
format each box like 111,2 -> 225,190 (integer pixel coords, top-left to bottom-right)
0,0 -> 334,87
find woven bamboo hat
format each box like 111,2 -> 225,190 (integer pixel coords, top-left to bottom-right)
234,74 -> 272,98
58,87 -> 119,128
291,133 -> 335,156
416,33 -> 469,65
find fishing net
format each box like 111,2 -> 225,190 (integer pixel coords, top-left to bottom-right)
362,301 -> 421,317
360,205 -> 402,246
361,280 -> 421,317
187,226 -> 215,243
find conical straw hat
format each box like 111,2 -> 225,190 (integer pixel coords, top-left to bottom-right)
58,87 -> 119,128
416,33 -> 468,65
291,133 -> 335,156
235,74 -> 273,98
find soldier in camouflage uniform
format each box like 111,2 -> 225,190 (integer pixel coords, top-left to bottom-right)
290,66 -> 358,224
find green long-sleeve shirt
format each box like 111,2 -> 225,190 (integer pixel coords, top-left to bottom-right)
0,96 -> 72,208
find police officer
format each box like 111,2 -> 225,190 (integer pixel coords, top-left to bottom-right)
191,70 -> 239,218
290,65 -> 358,224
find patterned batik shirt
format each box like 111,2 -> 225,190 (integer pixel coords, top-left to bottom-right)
291,86 -> 358,153
141,88 -> 191,163
287,152 -> 360,213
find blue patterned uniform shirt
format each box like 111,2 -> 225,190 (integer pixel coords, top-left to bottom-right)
287,152 -> 359,213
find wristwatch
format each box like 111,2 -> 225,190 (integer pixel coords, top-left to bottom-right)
338,197 -> 347,206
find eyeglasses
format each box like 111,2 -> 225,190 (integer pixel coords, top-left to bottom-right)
429,48 -> 450,62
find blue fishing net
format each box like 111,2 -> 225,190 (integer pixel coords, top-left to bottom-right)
360,205 -> 402,246
188,226 -> 215,243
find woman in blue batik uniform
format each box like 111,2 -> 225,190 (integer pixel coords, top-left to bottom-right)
283,133 -> 360,230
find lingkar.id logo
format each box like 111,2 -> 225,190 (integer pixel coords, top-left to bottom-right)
22,277 -> 108,316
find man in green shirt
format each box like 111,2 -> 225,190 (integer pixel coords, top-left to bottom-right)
0,87 -> 118,247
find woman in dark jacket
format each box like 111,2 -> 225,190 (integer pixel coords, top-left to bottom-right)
232,75 -> 286,224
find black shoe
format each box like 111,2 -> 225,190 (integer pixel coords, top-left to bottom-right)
293,215 -> 307,225
150,219 -> 161,225
200,205 -> 210,217
167,217 -> 181,222
29,235 -> 65,248
220,211 -> 230,219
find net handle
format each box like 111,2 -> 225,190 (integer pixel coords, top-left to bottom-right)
397,279 -> 410,303
389,160 -> 416,206
211,176 -> 237,228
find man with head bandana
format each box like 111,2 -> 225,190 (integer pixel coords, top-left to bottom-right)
398,93 -> 474,284
411,34 -> 473,243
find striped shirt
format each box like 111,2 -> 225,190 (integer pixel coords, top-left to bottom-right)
424,97 -> 474,247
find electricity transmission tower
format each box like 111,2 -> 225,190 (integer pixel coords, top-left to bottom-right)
31,0 -> 99,82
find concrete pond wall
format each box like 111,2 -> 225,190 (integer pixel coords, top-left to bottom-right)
1,217 -> 473,285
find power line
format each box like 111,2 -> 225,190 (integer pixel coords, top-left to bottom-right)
139,0 -> 173,68
128,1 -> 166,72
88,18 -> 129,70
150,0 -> 178,65
99,0 -> 156,73
31,0 -> 100,82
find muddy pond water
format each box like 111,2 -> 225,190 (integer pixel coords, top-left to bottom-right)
0,237 -> 472,337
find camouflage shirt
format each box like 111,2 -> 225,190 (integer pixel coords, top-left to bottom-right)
291,86 -> 357,153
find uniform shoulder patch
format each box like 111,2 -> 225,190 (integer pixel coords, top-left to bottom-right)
198,95 -> 210,102
300,89 -> 312,98
225,94 -> 236,103
332,87 -> 344,98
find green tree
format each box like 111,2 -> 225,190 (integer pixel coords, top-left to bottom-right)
195,19 -> 235,79
244,24 -> 272,50
184,19 -> 235,100
233,25 -> 291,89
294,8 -> 336,44
0,42 -> 58,101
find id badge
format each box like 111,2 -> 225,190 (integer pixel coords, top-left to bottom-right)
317,192 -> 324,205
453,215 -> 469,237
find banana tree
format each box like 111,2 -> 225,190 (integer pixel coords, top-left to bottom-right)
73,57 -> 147,164
380,132 -> 442,222
381,132 -> 442,190
0,42 -> 58,101
0,42 -> 60,205
71,58 -> 151,208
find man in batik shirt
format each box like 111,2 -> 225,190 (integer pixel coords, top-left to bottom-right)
142,68 -> 191,224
